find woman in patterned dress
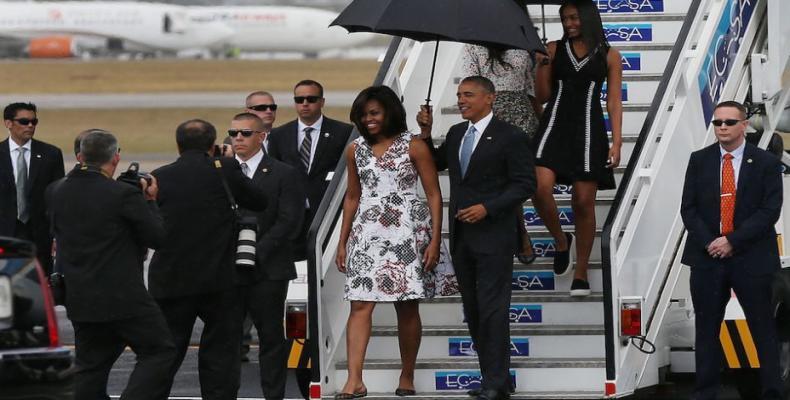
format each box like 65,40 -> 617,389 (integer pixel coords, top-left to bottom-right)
463,42 -> 542,264
335,86 -> 454,398
532,0 -> 623,296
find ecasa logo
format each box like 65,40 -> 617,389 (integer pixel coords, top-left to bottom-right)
604,24 -> 653,42
621,52 -> 642,71
512,271 -> 555,291
596,0 -> 664,13
531,238 -> 558,258
510,304 -> 543,323
448,337 -> 530,357
523,206 -> 575,226
601,83 -> 629,102
435,370 -> 517,390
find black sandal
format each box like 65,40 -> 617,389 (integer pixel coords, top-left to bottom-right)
517,233 -> 537,265
395,388 -> 416,396
334,389 -> 368,399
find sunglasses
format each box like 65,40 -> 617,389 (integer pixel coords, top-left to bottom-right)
248,104 -> 278,112
294,96 -> 321,104
711,119 -> 743,127
12,118 -> 38,126
228,129 -> 259,137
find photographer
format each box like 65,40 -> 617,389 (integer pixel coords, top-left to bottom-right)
46,129 -> 175,399
147,119 -> 268,399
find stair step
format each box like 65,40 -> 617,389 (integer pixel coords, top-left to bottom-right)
372,324 -> 604,336
515,261 -> 602,270
542,14 -> 687,23
423,292 -> 604,304
528,1 -> 691,15
324,392 -> 605,399
337,357 -> 606,369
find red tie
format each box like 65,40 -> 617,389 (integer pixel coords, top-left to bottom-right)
721,153 -> 736,235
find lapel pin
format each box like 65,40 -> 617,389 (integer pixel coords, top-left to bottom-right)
747,158 -> 753,163
36,154 -> 41,158
486,136 -> 492,140
262,168 -> 269,172
323,132 -> 330,138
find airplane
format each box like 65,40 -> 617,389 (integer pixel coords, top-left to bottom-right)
186,5 -> 374,55
0,2 -> 375,58
0,1 -> 234,57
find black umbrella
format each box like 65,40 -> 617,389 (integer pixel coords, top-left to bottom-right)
331,0 -> 545,105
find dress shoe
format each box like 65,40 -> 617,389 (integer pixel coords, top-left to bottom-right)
476,389 -> 509,400
553,232 -> 574,276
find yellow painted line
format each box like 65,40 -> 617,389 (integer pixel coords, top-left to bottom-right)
287,340 -> 302,369
735,319 -> 761,368
777,234 -> 784,256
720,322 -> 741,368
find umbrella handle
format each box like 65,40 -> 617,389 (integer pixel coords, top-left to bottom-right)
425,40 -> 440,106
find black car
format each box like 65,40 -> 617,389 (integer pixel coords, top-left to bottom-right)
0,236 -> 73,399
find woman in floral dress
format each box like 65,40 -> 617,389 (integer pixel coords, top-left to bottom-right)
335,86 -> 456,398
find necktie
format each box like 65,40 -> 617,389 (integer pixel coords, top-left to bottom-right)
240,162 -> 250,178
300,127 -> 314,173
721,153 -> 736,235
16,147 -> 29,223
459,125 -> 477,176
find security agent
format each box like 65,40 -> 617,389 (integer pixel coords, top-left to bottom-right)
229,112 -> 305,399
1,102 -> 65,274
148,119 -> 268,400
46,129 -> 176,399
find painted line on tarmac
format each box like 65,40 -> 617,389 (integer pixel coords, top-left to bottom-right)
110,397 -> 302,400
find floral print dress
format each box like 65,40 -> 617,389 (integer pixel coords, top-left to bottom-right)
345,133 -> 457,302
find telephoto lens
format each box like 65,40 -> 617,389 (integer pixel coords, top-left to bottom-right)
236,218 -> 258,267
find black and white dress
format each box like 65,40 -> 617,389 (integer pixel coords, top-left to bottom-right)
532,39 -> 616,190
344,133 -> 458,302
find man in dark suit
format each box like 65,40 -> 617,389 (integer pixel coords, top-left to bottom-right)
46,129 -> 175,399
681,100 -> 783,400
229,112 -> 304,399
417,76 -> 535,400
267,79 -> 353,259
148,119 -> 268,400
245,90 -> 278,153
1,102 -> 64,273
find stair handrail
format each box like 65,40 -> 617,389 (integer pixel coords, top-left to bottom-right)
600,0 -> 767,394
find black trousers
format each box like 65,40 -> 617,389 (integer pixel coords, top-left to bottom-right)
15,219 -> 53,274
293,209 -> 312,261
690,265 -> 782,400
72,312 -> 176,400
239,279 -> 290,399
452,235 -> 514,395
156,289 -> 244,400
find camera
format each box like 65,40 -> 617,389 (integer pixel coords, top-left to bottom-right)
117,162 -> 153,189
235,216 -> 258,267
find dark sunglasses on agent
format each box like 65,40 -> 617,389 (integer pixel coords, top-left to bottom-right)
12,118 -> 39,126
712,119 -> 744,127
248,104 -> 278,112
228,129 -> 260,137
294,96 -> 321,104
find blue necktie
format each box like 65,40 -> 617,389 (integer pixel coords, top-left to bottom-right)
459,125 -> 476,176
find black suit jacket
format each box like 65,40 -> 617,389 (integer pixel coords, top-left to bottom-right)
147,150 -> 267,298
0,138 -> 64,264
46,166 -> 164,322
428,117 -> 535,254
681,142 -> 783,275
237,155 -> 304,282
267,116 -> 353,212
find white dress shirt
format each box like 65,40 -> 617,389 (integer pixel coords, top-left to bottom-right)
236,148 -> 264,179
8,137 -> 31,182
297,115 -> 323,170
719,140 -> 746,187
459,111 -> 493,159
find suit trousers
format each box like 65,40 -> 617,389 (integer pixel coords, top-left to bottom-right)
452,230 -> 514,394
72,312 -> 176,400
156,289 -> 244,400
239,279 -> 290,399
690,264 -> 782,400
293,209 -> 312,261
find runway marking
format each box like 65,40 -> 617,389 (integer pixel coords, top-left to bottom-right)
110,397 -> 302,400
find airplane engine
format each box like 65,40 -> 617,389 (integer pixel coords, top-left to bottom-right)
27,36 -> 75,58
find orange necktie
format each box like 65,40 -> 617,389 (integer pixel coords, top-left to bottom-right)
721,153 -> 736,235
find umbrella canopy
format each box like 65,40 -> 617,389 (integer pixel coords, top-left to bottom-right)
332,0 -> 545,104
